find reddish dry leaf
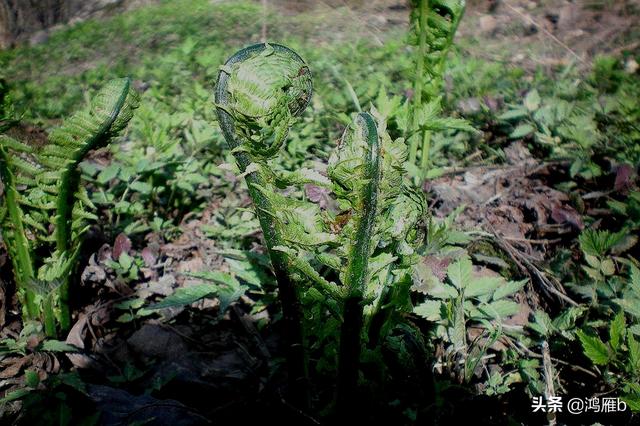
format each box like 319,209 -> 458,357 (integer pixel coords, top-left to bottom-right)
614,163 -> 635,192
423,256 -> 451,281
141,246 -> 158,267
112,233 -> 132,260
550,203 -> 584,230
305,184 -> 331,209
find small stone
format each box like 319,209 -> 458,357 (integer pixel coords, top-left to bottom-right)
479,15 -> 497,34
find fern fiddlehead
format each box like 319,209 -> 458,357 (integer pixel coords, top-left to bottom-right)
408,0 -> 466,168
215,43 -> 313,407
214,44 -> 429,414
0,78 -> 138,335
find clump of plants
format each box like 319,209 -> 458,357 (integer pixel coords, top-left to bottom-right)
215,43 -> 431,413
0,78 -> 139,336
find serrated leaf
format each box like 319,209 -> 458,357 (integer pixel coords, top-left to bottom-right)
552,306 -> 588,331
614,298 -> 640,319
465,276 -> 503,298
493,279 -> 527,300
447,256 -> 472,290
524,89 -> 541,111
629,333 -> 640,370
529,310 -> 554,336
509,124 -> 535,139
40,340 -> 78,352
577,330 -> 610,365
610,310 -> 625,352
149,283 -> 218,309
472,299 -> 520,319
97,163 -> 120,184
414,300 -> 444,321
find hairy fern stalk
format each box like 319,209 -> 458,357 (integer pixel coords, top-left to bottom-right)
408,0 -> 466,168
0,78 -> 139,336
215,44 -> 428,411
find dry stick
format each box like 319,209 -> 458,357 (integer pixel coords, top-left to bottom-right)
542,341 -> 557,426
509,337 -> 598,379
487,229 -> 579,307
503,1 -> 588,66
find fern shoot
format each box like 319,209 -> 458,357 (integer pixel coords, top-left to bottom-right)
333,112 -> 382,412
0,78 -> 139,336
215,44 -> 429,413
407,0 -> 466,168
215,43 -> 313,408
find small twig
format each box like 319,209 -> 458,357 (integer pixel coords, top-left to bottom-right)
231,305 -> 271,359
502,236 -> 562,245
487,229 -> 579,306
542,341 -> 557,426
510,338 -> 598,378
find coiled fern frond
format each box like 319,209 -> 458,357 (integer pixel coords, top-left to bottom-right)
0,78 -> 139,335
407,0 -> 466,166
408,0 -> 465,100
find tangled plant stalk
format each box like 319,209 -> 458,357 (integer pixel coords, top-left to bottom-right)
215,43 -> 428,413
0,78 -> 138,336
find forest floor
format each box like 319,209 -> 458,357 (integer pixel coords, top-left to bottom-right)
1,0 -> 639,425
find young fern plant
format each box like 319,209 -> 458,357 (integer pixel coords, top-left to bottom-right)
407,0 -> 466,170
215,44 -> 428,412
0,78 -> 139,336
215,43 -> 314,408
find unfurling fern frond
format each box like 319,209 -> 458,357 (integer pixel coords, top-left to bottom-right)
407,0 -> 466,167
0,78 -> 138,336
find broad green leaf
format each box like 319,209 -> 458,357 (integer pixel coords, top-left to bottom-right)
629,333 -> 640,370
427,282 -> 458,300
472,300 -> 520,319
493,279 -> 527,300
149,284 -> 218,309
524,89 -> 541,111
118,252 -> 133,271
414,300 -> 444,321
528,310 -> 554,336
552,306 -> 588,331
497,108 -> 528,121
40,340 -> 78,352
130,181 -> 153,195
509,124 -> 535,139
614,298 -> 640,319
97,164 -> 120,184
447,257 -> 472,290
576,330 -> 610,365
609,310 -> 625,352
465,276 -> 503,298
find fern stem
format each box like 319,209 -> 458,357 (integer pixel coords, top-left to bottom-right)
215,43 -> 312,409
54,78 -> 132,332
43,294 -> 57,337
0,147 -> 37,318
408,0 -> 428,166
336,112 -> 381,416
420,129 -> 432,170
